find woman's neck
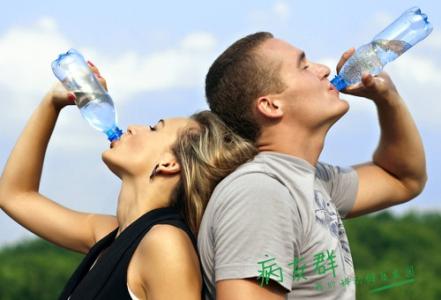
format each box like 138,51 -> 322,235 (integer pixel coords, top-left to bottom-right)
115,176 -> 171,237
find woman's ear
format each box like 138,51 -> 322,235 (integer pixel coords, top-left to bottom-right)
154,152 -> 181,176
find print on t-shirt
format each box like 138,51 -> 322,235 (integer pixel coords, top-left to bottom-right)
314,189 -> 353,274
314,190 -> 339,238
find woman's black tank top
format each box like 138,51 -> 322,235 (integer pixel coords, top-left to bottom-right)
58,206 -> 207,299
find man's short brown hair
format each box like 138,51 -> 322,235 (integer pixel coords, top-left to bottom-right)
205,32 -> 286,143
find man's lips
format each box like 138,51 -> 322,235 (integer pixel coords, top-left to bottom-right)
328,83 -> 340,95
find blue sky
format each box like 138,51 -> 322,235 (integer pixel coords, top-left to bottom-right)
0,0 -> 440,245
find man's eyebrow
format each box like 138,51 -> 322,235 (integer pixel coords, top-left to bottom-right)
297,51 -> 305,67
157,119 -> 165,128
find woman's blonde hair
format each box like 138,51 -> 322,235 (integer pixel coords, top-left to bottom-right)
170,110 -> 257,235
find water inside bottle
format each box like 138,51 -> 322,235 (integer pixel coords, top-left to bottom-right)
74,92 -> 117,133
340,39 -> 411,85
373,39 -> 412,64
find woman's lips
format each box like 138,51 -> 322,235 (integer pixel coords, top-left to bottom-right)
110,134 -> 127,148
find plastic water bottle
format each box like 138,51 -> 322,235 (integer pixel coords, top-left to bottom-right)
331,7 -> 433,91
51,49 -> 123,142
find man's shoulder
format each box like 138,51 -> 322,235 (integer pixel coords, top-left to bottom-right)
315,160 -> 355,182
206,156 -> 293,214
212,154 -> 284,194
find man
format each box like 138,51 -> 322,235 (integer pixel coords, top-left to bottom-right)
197,32 -> 427,299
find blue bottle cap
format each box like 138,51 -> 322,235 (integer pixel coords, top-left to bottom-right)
106,126 -> 123,142
330,75 -> 348,91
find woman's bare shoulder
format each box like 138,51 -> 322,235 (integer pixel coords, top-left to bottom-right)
139,224 -> 197,260
132,224 -> 202,298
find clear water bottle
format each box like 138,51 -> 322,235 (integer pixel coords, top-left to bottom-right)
51,49 -> 123,142
331,7 -> 433,91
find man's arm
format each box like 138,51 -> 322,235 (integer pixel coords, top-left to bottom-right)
346,91 -> 427,218
335,49 -> 427,218
217,278 -> 286,300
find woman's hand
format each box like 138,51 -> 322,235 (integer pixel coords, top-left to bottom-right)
45,61 -> 108,111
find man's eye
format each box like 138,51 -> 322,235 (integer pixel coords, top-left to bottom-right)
303,65 -> 309,70
148,125 -> 157,131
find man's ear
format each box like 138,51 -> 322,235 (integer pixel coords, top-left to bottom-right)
255,96 -> 283,119
154,152 -> 181,176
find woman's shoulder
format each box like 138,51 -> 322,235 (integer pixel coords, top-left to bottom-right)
138,224 -> 199,264
131,224 -> 202,297
142,224 -> 196,253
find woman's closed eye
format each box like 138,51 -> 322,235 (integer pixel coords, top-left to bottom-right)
148,119 -> 163,131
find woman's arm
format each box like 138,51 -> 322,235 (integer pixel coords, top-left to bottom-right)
0,69 -> 117,254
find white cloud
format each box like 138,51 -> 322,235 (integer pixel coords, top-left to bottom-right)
180,32 -> 217,50
390,52 -> 441,85
248,1 -> 291,27
0,18 -> 218,151
424,30 -> 441,50
387,53 -> 441,129
0,18 -> 217,102
97,31 -> 217,102
35,17 -> 58,31
372,11 -> 393,29
273,1 -> 290,20
0,17 -> 69,95
87,32 -> 216,101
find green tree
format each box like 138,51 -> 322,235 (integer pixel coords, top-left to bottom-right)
0,239 -> 83,300
344,211 -> 441,300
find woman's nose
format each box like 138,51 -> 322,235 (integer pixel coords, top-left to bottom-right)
127,125 -> 136,135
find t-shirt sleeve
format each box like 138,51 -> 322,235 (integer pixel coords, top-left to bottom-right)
316,161 -> 359,219
212,172 -> 302,292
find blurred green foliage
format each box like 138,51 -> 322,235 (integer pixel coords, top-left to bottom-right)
0,211 -> 440,299
344,211 -> 441,299
0,238 -> 83,299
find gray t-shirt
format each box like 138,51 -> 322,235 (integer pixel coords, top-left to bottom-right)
197,151 -> 359,300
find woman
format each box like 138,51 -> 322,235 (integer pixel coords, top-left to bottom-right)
0,63 -> 257,299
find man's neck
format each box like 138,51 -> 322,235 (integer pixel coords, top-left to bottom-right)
256,126 -> 326,167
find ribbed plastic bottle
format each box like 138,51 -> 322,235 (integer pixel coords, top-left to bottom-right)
51,49 -> 123,142
331,7 -> 433,91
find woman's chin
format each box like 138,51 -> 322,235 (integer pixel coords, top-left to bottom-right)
101,150 -> 111,164
101,153 -> 122,178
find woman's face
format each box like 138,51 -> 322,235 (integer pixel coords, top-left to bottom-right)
102,117 -> 193,178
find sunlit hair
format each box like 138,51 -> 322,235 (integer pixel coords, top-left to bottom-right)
170,110 -> 258,235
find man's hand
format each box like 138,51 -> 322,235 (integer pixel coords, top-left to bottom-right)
336,48 -> 400,103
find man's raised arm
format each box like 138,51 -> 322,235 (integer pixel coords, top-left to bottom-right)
336,49 -> 428,218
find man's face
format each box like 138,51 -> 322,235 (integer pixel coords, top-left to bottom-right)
258,38 -> 350,131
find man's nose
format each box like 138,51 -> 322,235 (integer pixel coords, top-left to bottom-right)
313,63 -> 331,79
